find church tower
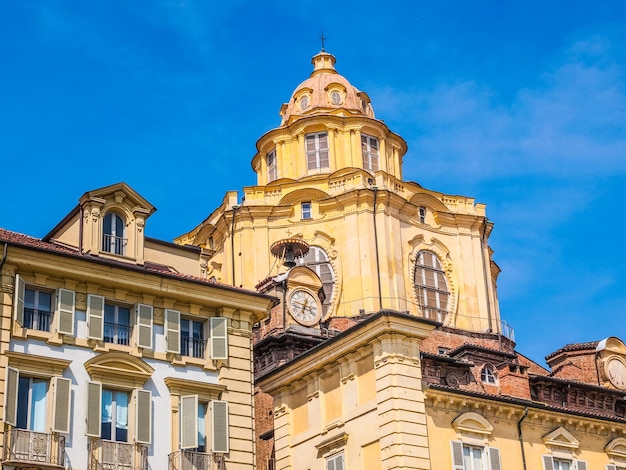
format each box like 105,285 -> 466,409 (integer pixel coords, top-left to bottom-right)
176,50 -> 503,336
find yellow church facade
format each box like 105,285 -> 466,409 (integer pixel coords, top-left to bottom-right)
176,51 -> 502,337
178,51 -> 626,470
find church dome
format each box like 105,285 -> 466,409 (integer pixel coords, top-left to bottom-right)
279,51 -> 375,125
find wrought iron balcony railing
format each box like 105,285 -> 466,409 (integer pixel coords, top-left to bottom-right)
2,428 -> 65,467
168,449 -> 225,470
88,440 -> 148,470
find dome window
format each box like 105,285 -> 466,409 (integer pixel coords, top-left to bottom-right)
330,90 -> 342,105
300,96 -> 309,111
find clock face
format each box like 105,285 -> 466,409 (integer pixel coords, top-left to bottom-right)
606,358 -> 626,390
288,289 -> 320,326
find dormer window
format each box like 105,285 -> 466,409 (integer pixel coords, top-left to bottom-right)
305,132 -> 329,171
361,135 -> 379,172
419,206 -> 427,224
103,212 -> 126,255
301,202 -> 312,220
481,365 -> 498,385
267,149 -> 277,182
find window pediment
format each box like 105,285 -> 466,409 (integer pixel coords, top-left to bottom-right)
606,437 -> 626,460
85,351 -> 154,388
452,412 -> 494,437
164,377 -> 225,402
543,426 -> 580,450
5,351 -> 71,378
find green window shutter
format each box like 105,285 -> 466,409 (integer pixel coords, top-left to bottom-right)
57,289 -> 75,335
87,295 -> 105,340
180,394 -> 198,449
52,377 -> 71,433
13,275 -> 25,326
211,400 -> 229,454
4,367 -> 19,426
576,462 -> 587,470
450,441 -> 464,470
488,447 -> 501,470
210,317 -> 228,360
165,309 -> 180,354
543,456 -> 554,470
135,389 -> 152,444
86,382 -> 102,437
136,304 -> 153,349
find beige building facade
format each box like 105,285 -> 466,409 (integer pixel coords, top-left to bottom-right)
0,183 -> 275,470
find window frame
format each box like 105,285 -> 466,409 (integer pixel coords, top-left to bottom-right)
305,132 -> 330,171
301,201 -> 312,220
180,318 -> 206,359
419,206 -> 427,224
103,302 -> 132,346
361,134 -> 379,172
267,149 -> 277,182
102,212 -> 126,255
326,451 -> 345,470
413,250 -> 450,322
23,287 -> 53,332
481,365 -> 498,385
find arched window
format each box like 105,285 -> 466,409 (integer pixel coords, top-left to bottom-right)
297,246 -> 334,314
481,365 -> 498,385
413,250 -> 449,322
103,212 -> 126,255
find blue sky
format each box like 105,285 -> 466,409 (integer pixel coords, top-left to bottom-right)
2,1 -> 625,365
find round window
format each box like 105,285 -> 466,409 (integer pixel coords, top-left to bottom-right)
300,96 -> 309,110
330,91 -> 342,105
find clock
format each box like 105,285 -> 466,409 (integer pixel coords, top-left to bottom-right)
606,357 -> 626,390
288,288 -> 321,326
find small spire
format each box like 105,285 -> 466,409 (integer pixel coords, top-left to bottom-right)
319,30 -> 326,52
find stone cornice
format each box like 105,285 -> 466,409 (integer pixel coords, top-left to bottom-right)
257,311 -> 438,393
164,377 -> 226,401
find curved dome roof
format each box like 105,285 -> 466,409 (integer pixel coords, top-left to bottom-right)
280,51 -> 375,125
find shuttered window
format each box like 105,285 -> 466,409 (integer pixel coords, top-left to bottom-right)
87,295 -> 105,340
451,441 -> 501,470
136,304 -> 153,349
210,318 -> 228,360
361,134 -> 379,172
52,377 -> 71,433
211,400 -> 229,454
326,452 -> 344,470
305,132 -> 329,171
542,457 -> 586,470
165,309 -> 181,354
135,389 -> 152,444
57,289 -> 75,335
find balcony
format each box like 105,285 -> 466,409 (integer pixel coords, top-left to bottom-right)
88,440 -> 148,470
2,429 -> 65,468
168,450 -> 225,470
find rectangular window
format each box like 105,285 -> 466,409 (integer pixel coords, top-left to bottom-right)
301,202 -> 312,220
16,377 -> 48,432
104,304 -> 131,345
463,445 -> 484,470
267,149 -> 277,182
181,319 -> 205,359
101,389 -> 129,442
361,134 -> 379,172
23,288 -> 53,331
306,132 -> 329,171
419,206 -> 426,224
326,452 -> 345,470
